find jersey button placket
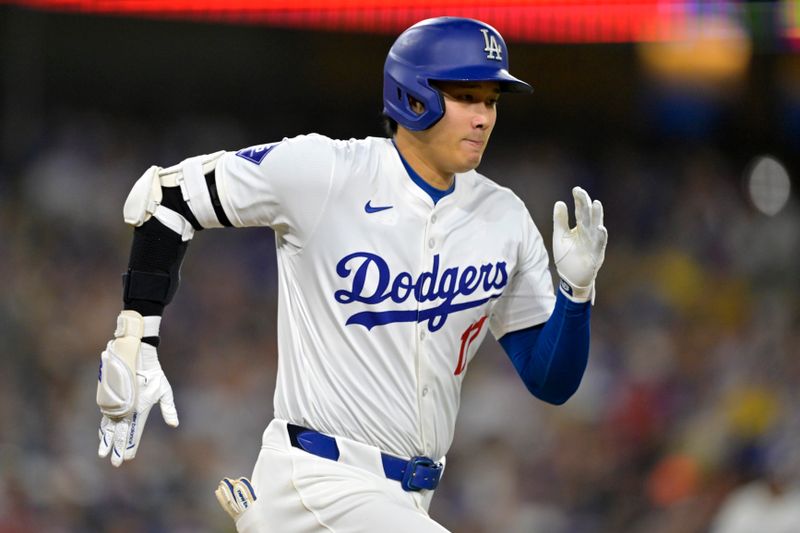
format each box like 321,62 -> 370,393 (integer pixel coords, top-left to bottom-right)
418,212 -> 437,454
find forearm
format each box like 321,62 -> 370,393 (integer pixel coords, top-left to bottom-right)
122,186 -> 202,349
124,219 -> 190,315
499,290 -> 591,404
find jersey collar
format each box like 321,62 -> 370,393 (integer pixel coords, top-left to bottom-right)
391,140 -> 455,206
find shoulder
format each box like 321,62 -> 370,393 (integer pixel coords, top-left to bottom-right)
280,134 -> 390,152
234,133 -> 337,167
240,134 -> 388,174
331,136 -> 394,162
459,170 -> 530,217
274,133 -> 337,154
278,134 -> 391,164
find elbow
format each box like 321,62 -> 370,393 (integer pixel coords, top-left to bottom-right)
530,381 -> 580,405
538,392 -> 572,406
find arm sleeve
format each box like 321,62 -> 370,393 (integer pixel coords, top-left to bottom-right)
498,290 -> 591,405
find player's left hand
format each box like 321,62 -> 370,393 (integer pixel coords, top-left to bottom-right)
97,311 -> 179,467
552,186 -> 608,302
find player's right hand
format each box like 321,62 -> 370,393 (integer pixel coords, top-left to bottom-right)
96,311 -> 179,467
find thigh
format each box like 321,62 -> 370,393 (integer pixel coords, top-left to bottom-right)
289,451 -> 450,533
331,494 -> 451,533
236,446 -> 330,533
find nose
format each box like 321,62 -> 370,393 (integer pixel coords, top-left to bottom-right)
471,105 -> 493,130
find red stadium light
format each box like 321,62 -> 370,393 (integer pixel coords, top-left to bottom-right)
8,0 -> 682,43
10,0 -> 800,46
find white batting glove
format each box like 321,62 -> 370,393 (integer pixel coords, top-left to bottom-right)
552,186 -> 608,303
96,311 -> 179,467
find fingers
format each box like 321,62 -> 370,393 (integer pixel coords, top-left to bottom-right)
553,200 -> 569,236
595,224 -> 609,263
98,416 -> 114,458
591,198 -> 607,251
559,187 -> 599,232
99,406 -> 168,466
111,417 -> 130,467
99,414 -> 131,466
122,407 -> 154,462
572,188 -> 606,238
591,199 -> 604,228
572,187 -> 591,230
159,383 -> 180,428
215,479 -> 240,520
104,407 -> 150,466
216,476 -> 257,521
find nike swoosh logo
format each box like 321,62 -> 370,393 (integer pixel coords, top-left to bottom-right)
364,201 -> 393,214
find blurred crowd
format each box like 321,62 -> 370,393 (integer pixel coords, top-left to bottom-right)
0,110 -> 798,533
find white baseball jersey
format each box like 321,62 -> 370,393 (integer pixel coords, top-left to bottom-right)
211,134 -> 555,460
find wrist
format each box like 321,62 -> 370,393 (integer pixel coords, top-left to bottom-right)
115,310 -> 161,347
140,342 -> 161,370
558,278 -> 594,304
142,316 -> 161,347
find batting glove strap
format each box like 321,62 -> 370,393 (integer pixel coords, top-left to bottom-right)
558,278 -> 594,304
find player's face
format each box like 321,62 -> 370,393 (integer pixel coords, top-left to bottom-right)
423,81 -> 500,175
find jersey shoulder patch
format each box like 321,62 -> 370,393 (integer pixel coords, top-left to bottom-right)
235,142 -> 280,165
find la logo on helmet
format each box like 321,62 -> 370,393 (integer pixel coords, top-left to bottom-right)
480,29 -> 502,61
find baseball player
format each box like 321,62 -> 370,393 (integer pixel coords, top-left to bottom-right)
96,17 -> 607,532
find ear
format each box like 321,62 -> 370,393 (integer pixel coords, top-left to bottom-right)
408,95 -> 425,115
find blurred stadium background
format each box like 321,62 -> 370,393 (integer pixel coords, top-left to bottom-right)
1,1 -> 799,532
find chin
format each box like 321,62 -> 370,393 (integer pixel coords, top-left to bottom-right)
460,156 -> 482,172
448,149 -> 483,173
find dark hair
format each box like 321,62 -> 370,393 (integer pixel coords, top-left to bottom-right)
381,114 -> 398,137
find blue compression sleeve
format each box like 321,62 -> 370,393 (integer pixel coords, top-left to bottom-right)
498,291 -> 591,405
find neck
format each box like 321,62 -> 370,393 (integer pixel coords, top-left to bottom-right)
393,130 -> 454,190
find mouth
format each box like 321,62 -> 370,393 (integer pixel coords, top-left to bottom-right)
463,138 -> 485,150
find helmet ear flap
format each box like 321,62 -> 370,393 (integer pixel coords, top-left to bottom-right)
383,72 -> 444,131
408,94 -> 425,116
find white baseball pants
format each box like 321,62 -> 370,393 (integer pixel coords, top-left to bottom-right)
234,419 -> 450,533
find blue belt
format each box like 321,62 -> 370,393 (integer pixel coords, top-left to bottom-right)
287,423 -> 443,492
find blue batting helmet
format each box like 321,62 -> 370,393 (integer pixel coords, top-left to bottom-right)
383,17 -> 533,131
